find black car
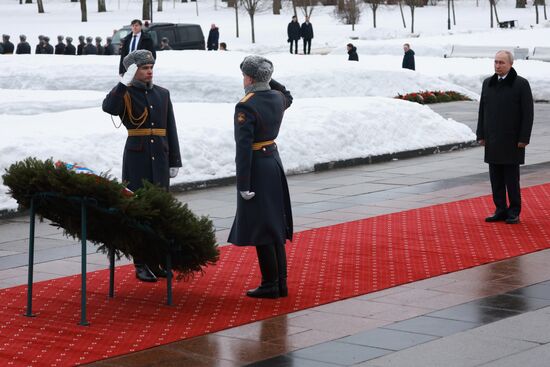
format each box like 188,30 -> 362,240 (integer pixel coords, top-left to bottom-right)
111,23 -> 205,54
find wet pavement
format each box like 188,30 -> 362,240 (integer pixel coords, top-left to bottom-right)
2,101 -> 550,366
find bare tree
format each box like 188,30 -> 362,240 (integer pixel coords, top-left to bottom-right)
364,0 -> 381,28
158,0 -> 164,11
273,0 -> 281,14
452,0 -> 456,25
81,0 -> 88,22
516,0 -> 526,7
335,0 -> 362,31
241,0 -> 262,43
535,0 -> 540,23
404,0 -> 422,33
143,0 -> 152,20
489,0 -> 500,27
292,0 -> 299,16
297,0 -> 315,17
544,0 -> 548,19
398,0 -> 407,28
98,0 -> 106,12
37,0 -> 44,13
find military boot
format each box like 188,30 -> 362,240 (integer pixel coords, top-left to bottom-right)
275,243 -> 288,297
247,245 -> 279,299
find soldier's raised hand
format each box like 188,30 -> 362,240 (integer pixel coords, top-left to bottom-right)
120,64 -> 138,86
240,191 -> 255,200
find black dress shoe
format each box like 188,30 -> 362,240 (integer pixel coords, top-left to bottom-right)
505,215 -> 520,224
148,265 -> 169,278
135,264 -> 158,282
485,213 -> 507,222
279,280 -> 288,297
246,284 -> 280,299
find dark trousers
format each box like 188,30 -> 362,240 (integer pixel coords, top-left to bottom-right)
290,39 -> 298,54
303,39 -> 311,54
489,163 -> 521,217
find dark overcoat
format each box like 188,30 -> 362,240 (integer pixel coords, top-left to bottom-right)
64,44 -> 76,55
77,43 -> 85,55
228,79 -> 293,247
476,67 -> 534,165
348,47 -> 358,61
2,41 -> 14,54
83,44 -> 97,55
207,28 -> 219,50
55,43 -> 66,55
118,32 -> 156,75
43,44 -> 54,54
287,21 -> 301,41
300,22 -> 314,40
103,43 -> 115,56
402,49 -> 415,70
16,42 -> 31,54
102,82 -> 182,192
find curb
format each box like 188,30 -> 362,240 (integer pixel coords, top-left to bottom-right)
0,140 -> 478,219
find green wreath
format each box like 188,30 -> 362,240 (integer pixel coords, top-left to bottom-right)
2,158 -> 219,277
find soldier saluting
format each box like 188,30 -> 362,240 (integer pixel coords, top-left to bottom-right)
228,56 -> 294,299
102,50 -> 182,282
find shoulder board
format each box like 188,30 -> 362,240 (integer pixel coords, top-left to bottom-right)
239,92 -> 255,104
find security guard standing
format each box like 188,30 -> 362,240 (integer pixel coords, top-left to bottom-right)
228,55 -> 293,299
102,50 -> 182,282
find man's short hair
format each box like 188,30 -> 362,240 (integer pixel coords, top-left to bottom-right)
347,43 -> 354,48
131,19 -> 143,26
403,43 -> 410,47
496,50 -> 514,64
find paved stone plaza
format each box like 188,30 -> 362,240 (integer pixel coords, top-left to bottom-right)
1,102 -> 550,366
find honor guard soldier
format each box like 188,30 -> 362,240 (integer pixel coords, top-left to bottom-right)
2,35 -> 14,54
16,34 -> 31,54
64,37 -> 76,55
55,35 -> 66,55
102,50 -> 182,282
228,55 -> 294,299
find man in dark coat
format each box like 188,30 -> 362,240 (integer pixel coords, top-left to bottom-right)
55,35 -> 66,55
228,55 -> 293,299
102,50 -> 182,282
347,43 -> 358,61
95,36 -> 104,55
300,16 -> 314,55
64,37 -> 76,55
476,50 -> 534,224
83,36 -> 97,55
35,35 -> 44,54
287,16 -> 301,54
16,34 -> 31,54
207,23 -> 219,51
118,19 -> 156,75
2,34 -> 14,54
402,43 -> 415,70
77,35 -> 85,55
42,36 -> 54,54
103,36 -> 115,55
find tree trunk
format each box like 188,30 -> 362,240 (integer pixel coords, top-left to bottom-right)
273,0 -> 281,14
412,6 -> 415,33
373,7 -> 377,28
493,1 -> 500,23
158,0 -> 163,11
451,0 -> 456,25
399,1 -> 407,28
80,0 -> 88,22
143,0 -> 151,20
292,0 -> 298,16
98,0 -> 106,12
37,0 -> 44,13
25,0 -> 32,3
447,0 -> 451,29
249,13 -> 255,43
516,0 -> 526,7
535,1 -> 539,23
543,0 -> 548,20
235,0 -> 240,37
490,1 -> 494,27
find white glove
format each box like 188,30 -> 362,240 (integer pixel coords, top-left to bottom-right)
120,64 -> 138,86
240,191 -> 255,200
169,167 -> 179,178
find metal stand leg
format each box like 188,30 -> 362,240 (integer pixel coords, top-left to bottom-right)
79,200 -> 90,326
109,249 -> 115,298
166,248 -> 173,306
25,197 -> 36,318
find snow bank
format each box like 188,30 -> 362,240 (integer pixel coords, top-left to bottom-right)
0,97 -> 475,210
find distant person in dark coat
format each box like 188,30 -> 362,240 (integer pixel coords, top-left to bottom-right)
55,35 -> 66,55
2,34 -> 14,54
477,51 -> 534,224
103,37 -> 115,55
207,23 -> 219,51
35,35 -> 44,54
118,19 -> 156,75
95,37 -> 104,55
229,55 -> 293,299
64,37 -> 76,55
219,42 -> 227,51
83,36 -> 97,55
347,43 -> 358,61
42,36 -> 54,54
102,50 -> 182,282
159,37 -> 172,51
300,16 -> 314,55
287,16 -> 301,54
402,43 -> 415,70
16,34 -> 31,54
77,35 -> 85,55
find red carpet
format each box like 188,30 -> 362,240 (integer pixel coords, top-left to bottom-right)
1,183 -> 550,366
